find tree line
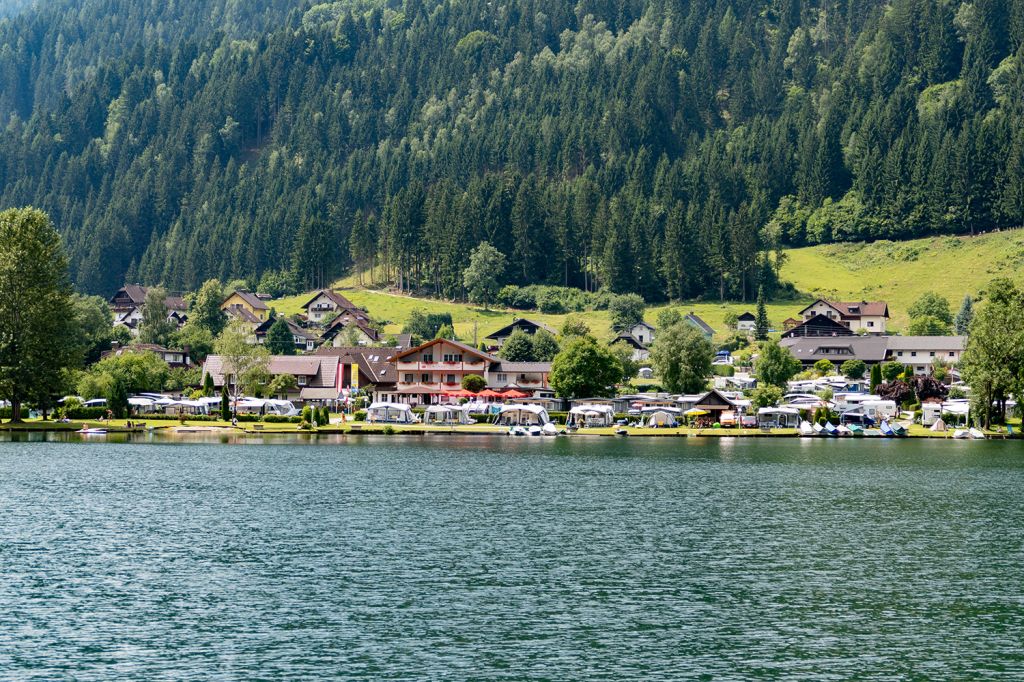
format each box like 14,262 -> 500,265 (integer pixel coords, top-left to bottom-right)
2,0 -> 1024,302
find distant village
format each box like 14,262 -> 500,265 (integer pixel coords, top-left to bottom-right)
96,282 -> 975,431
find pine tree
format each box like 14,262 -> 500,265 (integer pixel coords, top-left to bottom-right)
754,286 -> 769,341
954,295 -> 974,335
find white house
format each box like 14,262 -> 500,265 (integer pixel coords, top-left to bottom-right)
736,311 -> 756,332
799,299 -> 890,334
885,336 -> 966,375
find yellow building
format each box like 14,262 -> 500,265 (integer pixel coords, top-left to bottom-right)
220,290 -> 270,322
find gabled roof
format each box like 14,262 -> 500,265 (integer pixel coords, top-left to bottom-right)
782,313 -> 855,339
223,290 -> 269,311
484,318 -> 557,340
300,289 -> 362,312
630,321 -> 656,331
612,333 -> 647,350
322,314 -> 379,341
225,306 -> 262,325
799,299 -> 889,319
780,336 -> 889,363
110,285 -> 186,311
694,389 -> 736,408
684,313 -> 714,336
314,346 -> 398,383
203,354 -> 339,388
392,337 -> 499,363
737,311 -> 756,321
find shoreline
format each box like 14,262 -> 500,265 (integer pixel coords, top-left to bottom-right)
0,420 -> 1018,440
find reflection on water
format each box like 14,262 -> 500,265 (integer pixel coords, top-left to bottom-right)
0,437 -> 1022,679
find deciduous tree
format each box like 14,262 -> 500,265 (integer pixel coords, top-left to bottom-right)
649,323 -> 714,394
550,337 -> 622,398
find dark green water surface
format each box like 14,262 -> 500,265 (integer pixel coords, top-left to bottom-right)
1,435 -> 1022,679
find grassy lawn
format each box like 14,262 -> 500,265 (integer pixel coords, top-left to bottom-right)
782,228 -> 1024,329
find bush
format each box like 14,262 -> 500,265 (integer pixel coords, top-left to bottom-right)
136,413 -> 220,421
353,410 -> 367,422
301,406 -> 313,423
536,289 -> 566,314
713,365 -> 735,377
64,406 -> 110,420
263,415 -> 302,423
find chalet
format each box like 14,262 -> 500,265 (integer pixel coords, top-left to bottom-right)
484,318 -> 557,347
320,314 -> 380,347
254,316 -> 321,352
782,317 -> 801,331
109,285 -> 188,334
676,389 -> 737,422
611,321 -> 656,361
779,335 -> 889,369
101,343 -> 193,369
300,289 -> 367,324
390,338 -> 552,405
220,290 -> 269,323
684,313 -> 714,339
885,336 -> 966,375
799,299 -> 890,334
736,312 -> 756,332
782,313 -> 856,339
314,346 -> 399,403
202,354 -> 341,403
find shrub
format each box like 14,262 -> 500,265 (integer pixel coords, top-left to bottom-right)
536,289 -> 566,314
301,406 -> 313,423
713,365 -> 735,377
353,410 -> 367,422
264,415 -> 302,423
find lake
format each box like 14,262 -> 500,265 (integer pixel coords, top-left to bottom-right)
1,436 -> 1022,679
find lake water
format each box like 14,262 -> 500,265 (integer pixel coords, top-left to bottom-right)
1,436 -> 1022,679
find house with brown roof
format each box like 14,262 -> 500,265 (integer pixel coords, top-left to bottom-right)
314,346 -> 399,402
484,318 -> 557,348
109,284 -> 188,335
799,299 -> 890,334
254,316 -> 321,352
389,338 -> 552,405
202,354 -> 341,403
320,314 -> 380,346
300,289 -> 367,324
220,290 -> 270,323
782,313 -> 856,339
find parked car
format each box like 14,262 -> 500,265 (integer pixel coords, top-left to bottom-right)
740,415 -> 757,428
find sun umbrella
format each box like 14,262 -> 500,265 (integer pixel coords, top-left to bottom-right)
444,388 -> 477,398
501,389 -> 529,399
478,389 -> 504,398
684,408 -> 709,416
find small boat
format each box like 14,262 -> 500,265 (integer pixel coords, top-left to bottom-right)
848,424 -> 864,436
969,428 -> 987,440
880,421 -> 895,437
799,421 -> 816,437
78,427 -> 107,435
812,422 -> 825,436
508,426 -> 526,437
953,429 -> 969,439
824,422 -> 839,436
541,423 -> 558,436
615,428 -> 629,436
836,425 -> 852,436
892,423 -> 909,437
527,425 -> 542,437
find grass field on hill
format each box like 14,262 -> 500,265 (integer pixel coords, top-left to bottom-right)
781,228 -> 1024,329
269,228 -> 1024,343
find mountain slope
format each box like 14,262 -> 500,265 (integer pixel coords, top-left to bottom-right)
1,0 -> 1023,301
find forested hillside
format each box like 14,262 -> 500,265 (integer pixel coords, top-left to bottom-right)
1,0 -> 1023,301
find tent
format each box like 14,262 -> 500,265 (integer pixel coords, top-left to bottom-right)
567,404 -> 615,428
757,407 -> 801,428
424,404 -> 474,425
366,402 -> 416,424
643,409 -> 679,428
930,417 -> 947,432
494,404 -> 550,426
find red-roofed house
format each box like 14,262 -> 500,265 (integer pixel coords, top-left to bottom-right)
798,299 -> 890,334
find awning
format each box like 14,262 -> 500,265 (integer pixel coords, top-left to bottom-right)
299,388 -> 342,400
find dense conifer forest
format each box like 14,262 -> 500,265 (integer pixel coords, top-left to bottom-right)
1,0 -> 1022,301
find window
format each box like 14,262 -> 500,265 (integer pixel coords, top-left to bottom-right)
929,351 -> 935,357
421,373 -> 430,383
404,373 -> 414,383
949,352 -> 955,357
867,321 -> 874,328
443,353 -> 463,363
422,353 -> 433,363
297,375 -> 307,386
446,374 -> 456,384
897,351 -> 903,357
497,373 -> 507,383
911,352 -> 917,357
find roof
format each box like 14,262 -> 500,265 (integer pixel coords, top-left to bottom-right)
780,336 -> 890,363
630,321 -> 656,330
300,289 -> 361,312
484,318 -> 557,340
223,290 -> 269,311
392,337 -> 499,363
782,313 -> 855,339
612,333 -> 647,349
491,361 -> 552,374
313,346 -> 398,384
885,336 -> 966,351
202,355 -> 338,388
737,312 -> 756,321
110,285 -> 186,311
299,387 -> 341,400
323,314 -> 379,341
224,306 -> 262,324
799,299 -> 890,319
693,389 -> 736,408
684,313 -> 714,335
